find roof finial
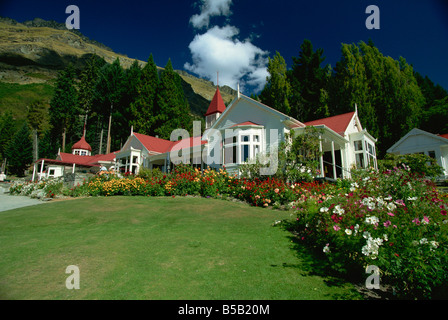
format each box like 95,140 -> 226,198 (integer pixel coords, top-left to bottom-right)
237,82 -> 240,99
217,71 -> 219,87
131,125 -> 133,135
355,103 -> 358,114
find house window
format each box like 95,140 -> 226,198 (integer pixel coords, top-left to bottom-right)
354,139 -> 377,169
428,151 -> 436,159
241,145 -> 249,163
49,169 -> 55,176
223,129 -> 262,165
355,153 -> 365,169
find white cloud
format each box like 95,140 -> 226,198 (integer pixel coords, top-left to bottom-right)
190,0 -> 233,29
184,25 -> 269,93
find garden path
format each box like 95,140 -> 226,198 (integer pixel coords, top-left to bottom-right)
0,183 -> 47,212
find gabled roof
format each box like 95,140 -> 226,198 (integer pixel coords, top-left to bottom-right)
388,128 -> 448,153
210,94 -> 305,130
205,87 -> 226,116
132,132 -> 207,154
304,112 -> 356,135
72,135 -> 92,151
133,132 -> 175,154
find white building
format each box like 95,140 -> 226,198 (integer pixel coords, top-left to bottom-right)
116,87 -> 378,179
387,128 -> 448,177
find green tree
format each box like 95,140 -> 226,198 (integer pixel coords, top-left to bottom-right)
259,51 -> 291,115
155,59 -> 192,139
0,112 -> 16,162
330,41 -> 425,156
49,63 -> 80,153
6,122 -> 33,177
415,72 -> 448,134
289,39 -> 330,121
130,54 -> 159,135
27,99 -> 49,137
94,58 -> 125,152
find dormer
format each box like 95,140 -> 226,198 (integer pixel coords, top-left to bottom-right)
205,87 -> 226,129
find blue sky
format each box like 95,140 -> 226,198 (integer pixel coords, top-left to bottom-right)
1,0 -> 447,94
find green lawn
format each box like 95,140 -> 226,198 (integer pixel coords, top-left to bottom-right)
0,196 -> 362,300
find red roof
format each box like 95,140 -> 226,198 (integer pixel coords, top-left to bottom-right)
231,121 -> 262,128
205,88 -> 226,116
58,152 -> 117,166
133,132 -> 207,154
72,135 -> 92,151
438,133 -> 448,140
133,133 -> 175,153
304,112 -> 355,135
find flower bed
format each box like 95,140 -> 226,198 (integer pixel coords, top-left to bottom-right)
290,166 -> 448,299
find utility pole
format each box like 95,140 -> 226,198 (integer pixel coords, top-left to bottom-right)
99,129 -> 103,155
62,127 -> 66,152
32,129 -> 38,162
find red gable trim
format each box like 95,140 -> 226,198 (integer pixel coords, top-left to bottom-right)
304,112 -> 355,135
205,88 -> 226,116
231,121 -> 262,128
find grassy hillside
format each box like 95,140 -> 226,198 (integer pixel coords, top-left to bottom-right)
0,17 -> 237,123
0,82 -> 53,127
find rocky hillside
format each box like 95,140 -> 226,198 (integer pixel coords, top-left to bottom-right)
0,16 -> 236,118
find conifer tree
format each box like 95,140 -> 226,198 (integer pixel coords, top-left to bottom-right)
49,63 -> 80,153
155,59 -> 192,139
289,39 -> 330,121
6,122 -> 33,177
0,112 -> 16,163
130,54 -> 159,135
95,58 -> 125,152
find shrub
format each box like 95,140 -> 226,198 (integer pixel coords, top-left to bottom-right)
379,153 -> 443,178
289,166 -> 448,299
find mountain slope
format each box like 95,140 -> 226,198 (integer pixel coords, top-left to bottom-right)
0,17 -> 236,121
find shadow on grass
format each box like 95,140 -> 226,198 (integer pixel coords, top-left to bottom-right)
283,234 -> 365,300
